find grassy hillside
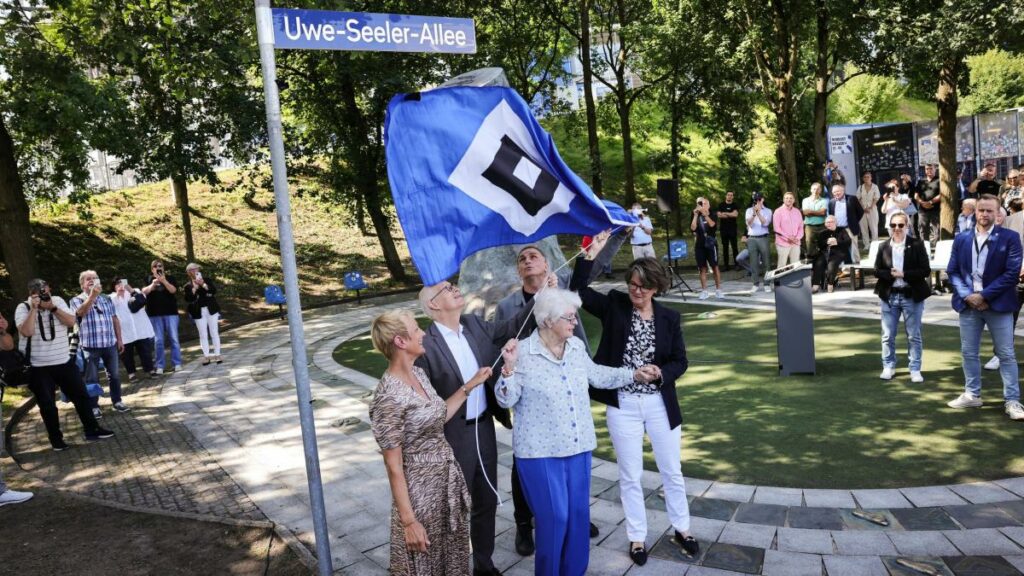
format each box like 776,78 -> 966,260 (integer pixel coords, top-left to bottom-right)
0,170 -> 415,332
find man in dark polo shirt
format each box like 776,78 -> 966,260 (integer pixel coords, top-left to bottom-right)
142,259 -> 181,374
915,164 -> 941,249
716,191 -> 739,270
976,162 -> 1002,197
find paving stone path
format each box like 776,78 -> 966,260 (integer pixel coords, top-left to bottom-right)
10,278 -> 1024,575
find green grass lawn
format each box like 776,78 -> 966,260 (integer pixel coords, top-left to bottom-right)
334,303 -> 1024,489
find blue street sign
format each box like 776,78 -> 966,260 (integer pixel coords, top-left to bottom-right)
271,8 -> 476,53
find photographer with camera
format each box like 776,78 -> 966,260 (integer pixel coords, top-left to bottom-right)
72,270 -> 130,417
15,279 -> 113,451
745,192 -> 773,292
882,179 -> 913,232
629,203 -> 656,260
691,197 -> 723,299
184,263 -> 223,365
0,313 -> 33,506
110,276 -> 156,380
142,259 -> 182,374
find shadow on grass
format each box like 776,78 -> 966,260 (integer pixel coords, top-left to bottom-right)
334,302 -> 1024,489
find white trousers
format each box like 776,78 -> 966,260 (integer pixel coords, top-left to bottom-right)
632,244 -> 656,260
607,393 -> 691,542
776,245 -> 801,268
195,307 -> 221,357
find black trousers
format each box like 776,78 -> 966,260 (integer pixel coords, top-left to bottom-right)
813,252 -> 846,287
720,233 -> 738,267
122,337 -> 155,375
918,211 -> 940,247
29,359 -> 101,445
510,459 -> 533,527
450,414 -> 498,571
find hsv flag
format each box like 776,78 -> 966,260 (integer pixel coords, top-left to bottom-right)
384,86 -> 636,285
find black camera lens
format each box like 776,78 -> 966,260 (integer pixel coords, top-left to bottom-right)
40,293 -> 51,302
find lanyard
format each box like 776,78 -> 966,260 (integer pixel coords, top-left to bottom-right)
973,233 -> 991,284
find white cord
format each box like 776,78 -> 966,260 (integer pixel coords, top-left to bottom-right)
473,228 -> 622,502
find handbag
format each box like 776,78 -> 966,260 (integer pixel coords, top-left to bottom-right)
0,348 -> 31,388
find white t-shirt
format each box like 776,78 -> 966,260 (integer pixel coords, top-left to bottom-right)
15,297 -> 71,367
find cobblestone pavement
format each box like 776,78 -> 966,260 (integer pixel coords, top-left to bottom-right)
12,279 -> 1024,575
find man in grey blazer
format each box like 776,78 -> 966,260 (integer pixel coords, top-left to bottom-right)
492,245 -> 595,556
415,280 -> 530,576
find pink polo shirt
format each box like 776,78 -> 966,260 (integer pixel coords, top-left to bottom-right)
772,205 -> 804,247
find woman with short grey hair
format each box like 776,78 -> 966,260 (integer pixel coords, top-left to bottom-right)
183,263 -> 222,364
496,287 -> 658,575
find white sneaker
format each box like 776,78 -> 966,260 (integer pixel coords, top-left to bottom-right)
715,290 -> 724,300
984,356 -> 1000,370
1006,400 -> 1024,421
698,290 -> 709,300
155,368 -> 164,375
763,284 -> 772,293
948,393 -> 983,409
879,367 -> 895,380
910,371 -> 924,383
174,365 -> 183,371
0,489 -> 33,507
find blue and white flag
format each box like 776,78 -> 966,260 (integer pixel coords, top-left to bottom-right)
384,86 -> 636,285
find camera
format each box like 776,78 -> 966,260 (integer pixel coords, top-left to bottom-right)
39,293 -> 51,302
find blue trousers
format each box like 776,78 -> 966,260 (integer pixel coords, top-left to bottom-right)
83,345 -> 123,406
151,315 -> 182,369
515,452 -> 591,576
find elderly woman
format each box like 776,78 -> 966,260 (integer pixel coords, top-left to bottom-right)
569,236 -> 698,567
369,310 -> 491,576
813,215 -> 852,293
183,263 -> 222,365
874,211 -> 931,382
496,288 -> 657,576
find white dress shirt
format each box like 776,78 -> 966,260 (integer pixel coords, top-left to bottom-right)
435,321 -> 487,419
890,239 -> 907,289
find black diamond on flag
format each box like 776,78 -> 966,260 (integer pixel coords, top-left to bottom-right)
481,136 -> 558,216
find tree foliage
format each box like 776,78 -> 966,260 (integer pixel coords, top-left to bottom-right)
827,68 -> 905,124
961,49 -> 1024,115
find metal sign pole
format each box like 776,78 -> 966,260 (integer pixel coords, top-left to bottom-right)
254,1 -> 333,574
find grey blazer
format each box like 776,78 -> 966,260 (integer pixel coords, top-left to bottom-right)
493,285 -> 589,352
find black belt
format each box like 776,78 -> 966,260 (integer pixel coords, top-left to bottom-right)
632,243 -> 652,247
748,234 -> 768,238
465,412 -> 492,426
891,285 -> 913,296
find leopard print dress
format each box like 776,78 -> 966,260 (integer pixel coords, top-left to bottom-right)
370,367 -> 470,575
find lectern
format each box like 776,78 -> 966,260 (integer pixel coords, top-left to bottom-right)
765,263 -> 816,375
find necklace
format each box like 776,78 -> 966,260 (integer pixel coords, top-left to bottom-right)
539,331 -> 566,359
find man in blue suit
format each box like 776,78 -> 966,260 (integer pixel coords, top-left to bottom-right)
946,195 -> 1024,421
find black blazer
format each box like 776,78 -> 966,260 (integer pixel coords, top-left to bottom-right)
414,309 -> 530,435
571,258 -> 688,430
826,195 -> 865,236
816,226 -> 851,259
184,278 -> 220,319
873,236 -> 932,302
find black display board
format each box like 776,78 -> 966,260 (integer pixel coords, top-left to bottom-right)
855,123 -> 915,175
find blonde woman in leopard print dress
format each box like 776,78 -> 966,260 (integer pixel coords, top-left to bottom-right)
369,310 -> 492,575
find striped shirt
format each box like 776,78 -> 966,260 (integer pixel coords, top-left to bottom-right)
15,298 -> 72,367
70,293 -> 118,349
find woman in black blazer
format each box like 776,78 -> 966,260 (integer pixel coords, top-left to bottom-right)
570,232 -> 698,566
184,263 -> 222,365
873,211 -> 931,383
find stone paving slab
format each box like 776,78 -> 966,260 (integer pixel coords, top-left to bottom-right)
852,488 -> 914,509
752,486 -> 802,507
830,530 -> 898,556
943,528 -> 1024,555
949,482 -> 1020,504
822,554 -> 888,576
776,527 -> 833,554
760,550 -> 821,576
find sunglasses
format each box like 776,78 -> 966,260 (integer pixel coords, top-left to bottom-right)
889,223 -> 906,229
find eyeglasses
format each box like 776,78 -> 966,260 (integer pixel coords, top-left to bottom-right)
628,281 -> 650,292
558,314 -> 578,324
889,223 -> 905,229
429,284 -> 458,302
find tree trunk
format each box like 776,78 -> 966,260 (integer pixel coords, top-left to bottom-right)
579,0 -> 603,197
363,177 -> 407,283
936,59 -> 960,239
171,175 -> 196,262
774,97 -> 799,198
669,87 -> 684,236
812,0 -> 830,169
355,195 -> 370,236
0,116 -> 38,306
618,99 -> 636,207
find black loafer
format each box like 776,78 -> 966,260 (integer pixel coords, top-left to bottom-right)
629,544 -> 648,566
675,531 -> 700,556
589,522 -> 599,538
514,524 -> 535,556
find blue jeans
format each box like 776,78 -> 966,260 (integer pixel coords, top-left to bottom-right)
881,293 -> 923,371
959,308 -> 1019,401
83,345 -> 123,406
516,452 -> 591,576
150,315 -> 181,369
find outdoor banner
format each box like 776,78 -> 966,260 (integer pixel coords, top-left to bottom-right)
270,8 -> 476,53
957,116 -> 976,162
1019,110 -> 1024,158
826,125 -> 859,190
978,111 -> 1019,162
854,124 -> 915,182
384,86 -> 636,285
916,120 -> 938,166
